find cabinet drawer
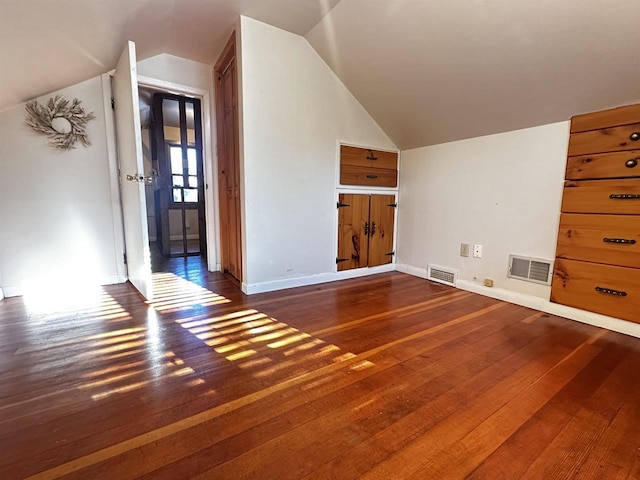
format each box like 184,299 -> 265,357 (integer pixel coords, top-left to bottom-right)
551,259 -> 640,323
556,214 -> 640,268
570,104 -> 640,133
340,145 -> 398,171
561,179 -> 640,214
566,150 -> 640,180
568,123 -> 640,156
340,165 -> 398,187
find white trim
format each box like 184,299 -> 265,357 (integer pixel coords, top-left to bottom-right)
101,73 -> 127,283
395,263 -> 640,338
1,275 -> 123,298
243,263 -> 396,295
456,279 -> 640,339
0,288 -> 4,300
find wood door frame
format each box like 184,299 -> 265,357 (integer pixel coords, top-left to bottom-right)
214,32 -> 243,283
103,72 -> 219,277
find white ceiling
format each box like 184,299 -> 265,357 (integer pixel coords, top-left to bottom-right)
0,0 -> 340,111
2,0 -> 639,149
306,0 -> 640,149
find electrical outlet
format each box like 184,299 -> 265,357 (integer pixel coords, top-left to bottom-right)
473,244 -> 482,258
460,243 -> 470,257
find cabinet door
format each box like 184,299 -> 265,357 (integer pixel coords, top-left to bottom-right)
337,194 -> 370,271
368,194 -> 396,267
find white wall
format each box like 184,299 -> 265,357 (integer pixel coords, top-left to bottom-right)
0,76 -> 121,296
397,121 -> 569,296
239,16 -> 396,292
396,121 -> 640,337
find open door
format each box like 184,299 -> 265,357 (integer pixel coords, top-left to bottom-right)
113,41 -> 153,300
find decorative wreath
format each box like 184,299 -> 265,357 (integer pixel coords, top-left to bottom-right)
25,95 -> 95,150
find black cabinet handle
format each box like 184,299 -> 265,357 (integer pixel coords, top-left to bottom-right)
366,150 -> 378,161
626,158 -> 639,168
630,132 -> 640,142
366,174 -> 378,179
371,222 -> 376,235
610,193 -> 640,199
595,286 -> 627,297
364,222 -> 369,236
603,237 -> 636,244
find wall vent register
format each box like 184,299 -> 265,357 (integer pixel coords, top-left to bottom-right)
507,255 -> 552,285
427,265 -> 457,287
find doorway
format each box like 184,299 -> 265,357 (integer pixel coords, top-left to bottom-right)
138,87 -> 207,272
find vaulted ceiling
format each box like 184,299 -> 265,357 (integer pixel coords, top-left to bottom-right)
0,0 -> 340,111
306,0 -> 640,148
2,0 -> 639,149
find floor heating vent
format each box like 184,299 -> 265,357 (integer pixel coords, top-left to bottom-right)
427,265 -> 457,287
507,255 -> 553,285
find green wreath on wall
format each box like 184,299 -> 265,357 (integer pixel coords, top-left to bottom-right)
25,95 -> 95,150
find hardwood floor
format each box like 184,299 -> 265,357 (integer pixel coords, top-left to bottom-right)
1,268 -> 639,479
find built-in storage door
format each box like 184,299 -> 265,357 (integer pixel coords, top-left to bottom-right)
337,193 -> 371,271
368,194 -> 396,267
215,34 -> 242,282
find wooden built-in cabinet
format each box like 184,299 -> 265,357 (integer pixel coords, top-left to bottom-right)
551,103 -> 640,323
337,193 -> 396,271
340,145 -> 398,187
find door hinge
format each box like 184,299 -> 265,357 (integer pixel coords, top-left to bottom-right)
387,202 -> 397,208
385,251 -> 395,256
123,253 -> 127,264
337,202 -> 350,208
111,97 -> 115,110
336,257 -> 349,264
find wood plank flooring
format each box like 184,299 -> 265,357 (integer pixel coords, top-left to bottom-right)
1,266 -> 639,479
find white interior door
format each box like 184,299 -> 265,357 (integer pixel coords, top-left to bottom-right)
113,41 -> 152,300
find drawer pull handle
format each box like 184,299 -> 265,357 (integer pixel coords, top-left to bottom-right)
366,151 -> 378,161
630,132 -> 640,142
609,193 -> 640,199
366,174 -> 378,179
595,286 -> 627,297
603,237 -> 636,245
626,158 -> 639,168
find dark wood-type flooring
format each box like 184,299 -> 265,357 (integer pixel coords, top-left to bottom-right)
1,263 -> 639,479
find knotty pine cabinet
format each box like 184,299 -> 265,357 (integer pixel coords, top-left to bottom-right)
551,103 -> 640,323
340,145 -> 398,188
337,193 -> 396,271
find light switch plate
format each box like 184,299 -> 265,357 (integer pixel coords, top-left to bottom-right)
460,243 -> 470,257
473,244 -> 482,258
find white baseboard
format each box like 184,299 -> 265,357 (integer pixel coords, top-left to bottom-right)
395,263 -> 640,339
242,263 -> 396,295
0,287 -> 4,301
395,263 -> 430,279
455,279 -> 640,338
1,274 -> 126,298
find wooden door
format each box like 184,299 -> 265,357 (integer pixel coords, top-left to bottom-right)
368,194 -> 396,267
113,41 -> 152,300
215,34 -> 242,282
337,194 -> 370,271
